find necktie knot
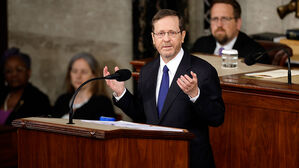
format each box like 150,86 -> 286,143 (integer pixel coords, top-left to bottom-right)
163,65 -> 169,73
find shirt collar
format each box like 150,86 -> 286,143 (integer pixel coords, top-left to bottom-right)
216,35 -> 238,51
214,36 -> 237,55
159,48 -> 184,75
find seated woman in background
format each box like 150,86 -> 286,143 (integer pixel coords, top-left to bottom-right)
52,52 -> 116,120
0,48 -> 51,125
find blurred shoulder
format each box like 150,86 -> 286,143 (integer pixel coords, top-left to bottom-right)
91,94 -> 112,102
25,83 -> 49,100
191,35 -> 215,53
190,54 -> 218,76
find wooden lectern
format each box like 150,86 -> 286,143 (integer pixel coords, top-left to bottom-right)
0,125 -> 18,168
12,117 -> 193,168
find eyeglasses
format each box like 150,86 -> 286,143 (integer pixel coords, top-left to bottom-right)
210,17 -> 235,24
153,31 -> 181,38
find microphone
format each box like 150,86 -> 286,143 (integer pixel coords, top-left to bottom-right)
244,46 -> 291,66
104,69 -> 132,81
244,47 -> 292,85
244,51 -> 266,66
67,69 -> 131,124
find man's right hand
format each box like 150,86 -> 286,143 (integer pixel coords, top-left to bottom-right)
103,66 -> 125,96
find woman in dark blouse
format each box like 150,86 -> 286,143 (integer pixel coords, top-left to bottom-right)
0,48 -> 51,125
52,52 -> 116,120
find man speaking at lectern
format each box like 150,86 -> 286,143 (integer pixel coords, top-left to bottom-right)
104,9 -> 225,168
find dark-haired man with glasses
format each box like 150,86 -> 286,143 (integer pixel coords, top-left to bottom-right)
191,0 -> 270,65
104,9 -> 225,168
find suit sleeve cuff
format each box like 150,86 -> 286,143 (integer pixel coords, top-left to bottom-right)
113,88 -> 127,102
189,87 -> 200,103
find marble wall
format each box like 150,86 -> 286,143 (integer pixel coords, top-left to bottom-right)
241,0 -> 299,35
8,0 -> 133,119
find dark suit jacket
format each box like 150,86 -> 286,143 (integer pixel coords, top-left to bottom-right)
0,83 -> 51,125
52,93 -> 116,120
191,31 -> 270,65
114,51 -> 225,168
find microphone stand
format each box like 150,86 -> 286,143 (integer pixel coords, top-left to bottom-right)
287,54 -> 292,85
67,69 -> 132,124
246,47 -> 292,85
283,48 -> 292,85
67,77 -> 105,124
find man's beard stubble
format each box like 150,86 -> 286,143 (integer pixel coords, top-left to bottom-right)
214,28 -> 228,45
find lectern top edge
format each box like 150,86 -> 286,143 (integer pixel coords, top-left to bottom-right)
12,117 -> 194,140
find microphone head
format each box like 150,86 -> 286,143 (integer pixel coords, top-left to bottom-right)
244,57 -> 255,66
244,51 -> 265,66
115,69 -> 132,81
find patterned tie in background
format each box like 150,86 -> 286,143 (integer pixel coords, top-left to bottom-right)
219,47 -> 224,56
157,65 -> 169,116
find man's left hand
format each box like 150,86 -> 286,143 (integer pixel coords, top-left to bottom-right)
176,71 -> 199,98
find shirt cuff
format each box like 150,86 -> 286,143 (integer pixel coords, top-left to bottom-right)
189,88 -> 200,103
113,88 -> 127,101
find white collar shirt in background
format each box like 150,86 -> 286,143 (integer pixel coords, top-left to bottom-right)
214,36 -> 237,55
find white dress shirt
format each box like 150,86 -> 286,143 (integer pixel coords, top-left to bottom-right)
155,48 -> 184,103
214,36 -> 237,55
115,48 -> 199,103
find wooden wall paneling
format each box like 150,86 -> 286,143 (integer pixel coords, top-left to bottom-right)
210,88 -> 298,168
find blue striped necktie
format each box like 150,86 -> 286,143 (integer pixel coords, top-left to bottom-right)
157,65 -> 169,116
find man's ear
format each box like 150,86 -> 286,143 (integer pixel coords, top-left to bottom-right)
27,69 -> 32,79
151,32 -> 155,45
181,30 -> 186,43
236,18 -> 242,31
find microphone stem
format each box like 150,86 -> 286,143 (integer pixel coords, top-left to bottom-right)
66,69 -> 131,124
287,55 -> 292,85
67,77 -> 105,124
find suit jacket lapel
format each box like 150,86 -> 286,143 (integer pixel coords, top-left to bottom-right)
144,58 -> 160,122
210,36 -> 217,53
159,52 -> 192,121
232,32 -> 242,50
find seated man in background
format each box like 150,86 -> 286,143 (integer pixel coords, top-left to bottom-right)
0,47 -> 51,125
191,0 -> 270,65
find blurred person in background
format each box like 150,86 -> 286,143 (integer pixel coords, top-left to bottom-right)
0,47 -> 51,125
52,52 -> 116,120
191,0 -> 269,65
